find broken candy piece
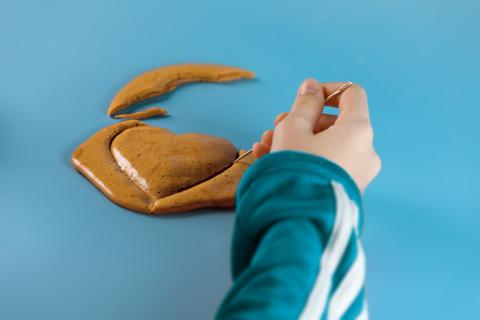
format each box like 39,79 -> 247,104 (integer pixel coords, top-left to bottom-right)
108,64 -> 255,116
113,107 -> 168,120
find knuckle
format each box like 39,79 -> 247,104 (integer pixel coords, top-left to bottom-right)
295,95 -> 321,107
349,83 -> 368,98
275,117 -> 292,131
276,111 -> 288,119
286,114 -> 309,128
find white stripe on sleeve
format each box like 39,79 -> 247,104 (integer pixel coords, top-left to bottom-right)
356,301 -> 369,320
327,241 -> 366,319
299,182 -> 354,320
350,199 -> 360,234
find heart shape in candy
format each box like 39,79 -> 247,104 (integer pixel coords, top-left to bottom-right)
110,125 -> 237,199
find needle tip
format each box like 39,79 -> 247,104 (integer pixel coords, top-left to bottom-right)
232,149 -> 253,164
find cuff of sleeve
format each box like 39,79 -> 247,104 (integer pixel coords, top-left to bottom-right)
236,150 -> 364,237
239,150 -> 362,204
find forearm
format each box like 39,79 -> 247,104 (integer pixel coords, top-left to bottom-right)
216,151 -> 367,320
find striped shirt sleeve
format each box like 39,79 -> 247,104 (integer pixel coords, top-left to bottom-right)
216,151 -> 368,320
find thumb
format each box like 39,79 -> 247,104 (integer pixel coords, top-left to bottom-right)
288,78 -> 325,132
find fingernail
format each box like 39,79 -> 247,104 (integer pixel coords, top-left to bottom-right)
298,79 -> 318,96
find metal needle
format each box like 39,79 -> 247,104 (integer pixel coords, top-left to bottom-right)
232,82 -> 353,164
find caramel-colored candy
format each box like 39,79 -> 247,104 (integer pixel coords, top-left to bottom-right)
71,121 -> 254,214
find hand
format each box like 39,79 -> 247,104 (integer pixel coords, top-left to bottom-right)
252,79 -> 381,192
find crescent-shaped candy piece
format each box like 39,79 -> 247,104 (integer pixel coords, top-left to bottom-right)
108,64 -> 255,116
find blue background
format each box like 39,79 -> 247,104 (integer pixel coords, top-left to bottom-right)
1,0 -> 479,319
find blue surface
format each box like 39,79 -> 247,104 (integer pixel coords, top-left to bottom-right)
1,1 -> 479,319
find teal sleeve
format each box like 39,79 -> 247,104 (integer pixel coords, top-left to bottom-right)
216,151 -> 367,320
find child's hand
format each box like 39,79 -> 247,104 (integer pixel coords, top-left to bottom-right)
252,79 -> 381,192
